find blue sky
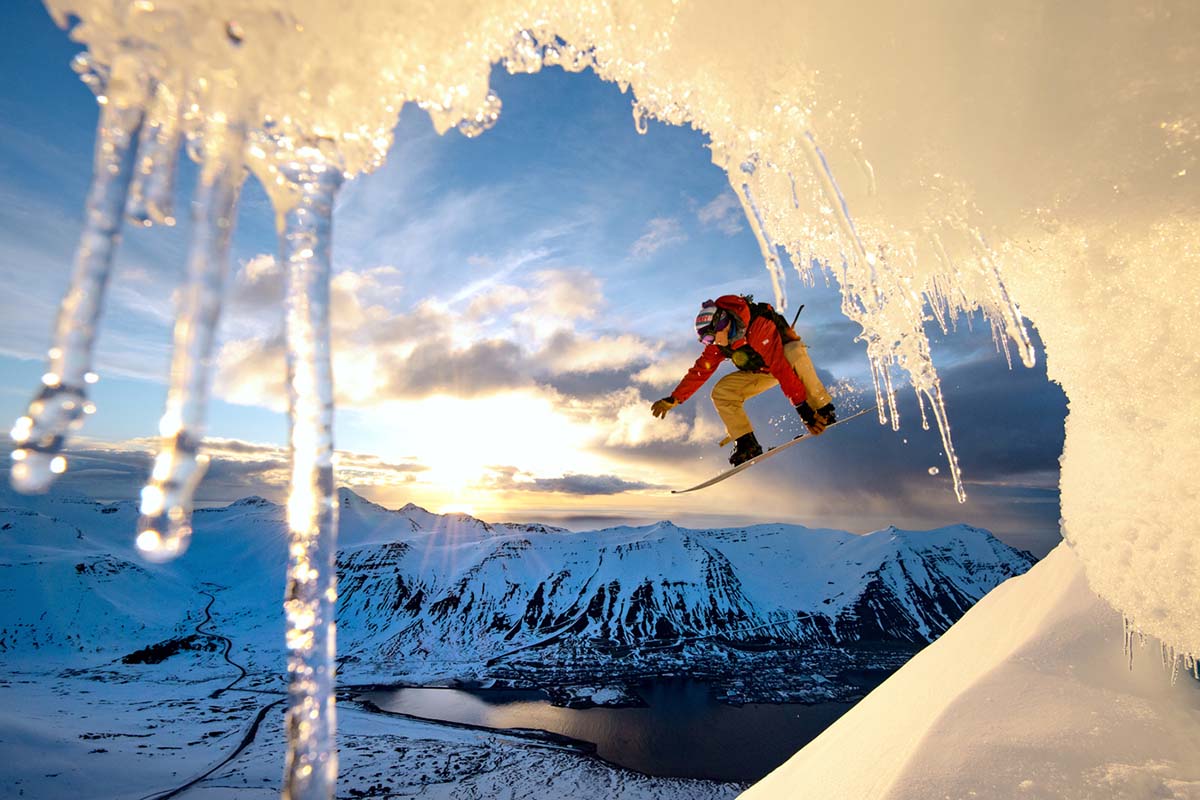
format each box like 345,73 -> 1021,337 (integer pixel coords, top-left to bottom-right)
0,1 -> 1067,555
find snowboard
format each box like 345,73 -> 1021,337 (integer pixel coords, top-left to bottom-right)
671,405 -> 877,494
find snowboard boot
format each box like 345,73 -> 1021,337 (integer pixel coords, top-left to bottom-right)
729,432 -> 763,466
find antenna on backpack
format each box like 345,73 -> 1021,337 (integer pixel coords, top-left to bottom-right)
790,305 -> 805,327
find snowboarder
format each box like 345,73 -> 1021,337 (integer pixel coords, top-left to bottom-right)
649,295 -> 836,466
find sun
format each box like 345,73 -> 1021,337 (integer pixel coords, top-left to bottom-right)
438,502 -> 476,516
372,389 -> 608,487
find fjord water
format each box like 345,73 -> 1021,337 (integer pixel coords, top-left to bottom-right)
361,679 -> 856,782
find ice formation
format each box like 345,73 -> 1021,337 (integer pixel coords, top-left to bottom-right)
8,0 -> 1198,796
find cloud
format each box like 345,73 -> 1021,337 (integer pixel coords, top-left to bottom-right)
228,253 -> 286,311
387,337 -> 529,398
631,350 -> 702,390
631,216 -> 687,257
507,269 -> 603,337
0,436 -> 426,505
213,262 -> 663,408
697,192 -> 744,236
481,465 -> 661,495
538,330 -> 656,374
596,387 -> 694,447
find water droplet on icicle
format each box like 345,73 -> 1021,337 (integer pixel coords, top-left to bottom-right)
633,100 -> 650,134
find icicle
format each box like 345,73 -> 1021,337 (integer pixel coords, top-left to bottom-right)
989,316 -> 1015,369
277,152 -> 343,800
867,356 -> 889,427
881,362 -> 900,432
136,108 -> 247,563
126,78 -> 184,227
929,235 -> 963,329
1124,616 -> 1135,670
970,230 -> 1036,369
923,385 -> 967,503
925,279 -> 951,336
1161,643 -> 1182,686
851,139 -> 877,197
9,58 -> 148,493
732,158 -> 787,310
798,130 -> 871,278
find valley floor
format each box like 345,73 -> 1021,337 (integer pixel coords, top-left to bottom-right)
0,657 -> 743,799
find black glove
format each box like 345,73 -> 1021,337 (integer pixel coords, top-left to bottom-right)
796,402 -> 827,435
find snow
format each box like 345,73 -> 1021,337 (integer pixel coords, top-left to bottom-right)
0,668 -> 740,800
743,543 -> 1200,800
5,491 -> 1195,798
1,492 -> 753,798
10,0 -> 1200,795
0,489 -> 1030,677
588,686 -> 626,705
29,0 -> 1198,662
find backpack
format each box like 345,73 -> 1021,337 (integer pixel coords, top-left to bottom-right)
722,296 -> 801,371
747,299 -> 801,343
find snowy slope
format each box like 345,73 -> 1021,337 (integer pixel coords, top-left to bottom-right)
0,503 -> 195,658
743,543 -> 1200,800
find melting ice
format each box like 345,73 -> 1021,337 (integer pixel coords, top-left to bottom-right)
10,0 -> 1199,797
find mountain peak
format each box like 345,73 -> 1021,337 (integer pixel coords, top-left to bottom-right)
337,487 -> 395,513
227,496 -> 276,508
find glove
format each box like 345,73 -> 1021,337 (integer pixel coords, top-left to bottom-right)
650,397 -> 678,419
796,402 -> 827,435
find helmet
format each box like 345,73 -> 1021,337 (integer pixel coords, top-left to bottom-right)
695,300 -> 731,343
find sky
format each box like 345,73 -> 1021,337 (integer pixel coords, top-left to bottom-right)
0,1 -> 1067,556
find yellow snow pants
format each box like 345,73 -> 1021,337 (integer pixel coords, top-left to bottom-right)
713,339 -> 832,444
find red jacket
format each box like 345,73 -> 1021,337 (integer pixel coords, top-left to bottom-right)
670,295 -> 807,406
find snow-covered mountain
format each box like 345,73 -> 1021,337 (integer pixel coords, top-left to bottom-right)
0,487 -> 1034,700
334,507 -> 1034,670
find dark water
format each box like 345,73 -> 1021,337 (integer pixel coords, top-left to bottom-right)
359,679 -> 855,783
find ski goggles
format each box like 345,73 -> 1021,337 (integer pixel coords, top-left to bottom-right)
697,312 -> 731,344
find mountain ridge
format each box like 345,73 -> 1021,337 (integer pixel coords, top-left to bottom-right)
0,487 -> 1035,704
